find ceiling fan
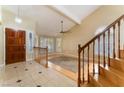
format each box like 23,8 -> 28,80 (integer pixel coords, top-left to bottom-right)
60,20 -> 67,34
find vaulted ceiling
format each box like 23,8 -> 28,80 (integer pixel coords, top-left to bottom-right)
2,5 -> 100,36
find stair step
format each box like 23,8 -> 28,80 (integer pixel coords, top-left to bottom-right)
100,65 -> 124,86
90,73 -> 116,87
81,82 -> 95,87
120,50 -> 124,59
104,65 -> 124,78
110,58 -> 124,72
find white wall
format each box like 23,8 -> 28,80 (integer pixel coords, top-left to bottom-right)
62,5 -> 124,57
0,6 -> 4,66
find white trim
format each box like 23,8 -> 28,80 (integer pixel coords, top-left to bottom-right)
0,63 -> 5,70
3,26 -> 5,66
4,27 -> 36,64
26,58 -> 34,62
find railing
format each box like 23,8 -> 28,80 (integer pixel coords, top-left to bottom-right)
78,15 -> 124,87
33,46 -> 48,68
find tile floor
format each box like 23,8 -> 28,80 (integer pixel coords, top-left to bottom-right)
0,61 -> 76,87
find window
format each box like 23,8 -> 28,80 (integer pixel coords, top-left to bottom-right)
47,38 -> 55,52
56,38 -> 62,52
40,36 -> 62,53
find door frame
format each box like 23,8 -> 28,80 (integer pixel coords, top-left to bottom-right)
4,27 -> 26,65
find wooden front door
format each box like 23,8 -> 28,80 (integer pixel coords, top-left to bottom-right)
6,28 -> 26,64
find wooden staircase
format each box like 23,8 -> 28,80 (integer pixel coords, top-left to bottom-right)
90,56 -> 124,87
80,55 -> 124,87
77,15 -> 124,87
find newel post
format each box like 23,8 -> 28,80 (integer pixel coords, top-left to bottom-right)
46,46 -> 48,68
78,44 -> 81,87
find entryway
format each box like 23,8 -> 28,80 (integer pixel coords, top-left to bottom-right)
5,28 -> 26,64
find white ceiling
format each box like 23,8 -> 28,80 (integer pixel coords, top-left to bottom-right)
63,5 -> 100,21
2,5 -> 100,36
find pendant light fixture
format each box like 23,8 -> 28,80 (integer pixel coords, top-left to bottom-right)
15,5 -> 22,24
60,20 -> 66,53
60,20 -> 67,34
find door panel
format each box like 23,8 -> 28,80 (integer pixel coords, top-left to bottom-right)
6,28 -> 26,64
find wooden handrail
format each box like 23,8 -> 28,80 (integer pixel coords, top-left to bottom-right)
80,15 -> 124,51
78,14 -> 124,87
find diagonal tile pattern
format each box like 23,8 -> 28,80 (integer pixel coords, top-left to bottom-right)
0,61 -> 76,87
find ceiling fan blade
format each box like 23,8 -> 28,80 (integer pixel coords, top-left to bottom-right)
60,31 -> 67,33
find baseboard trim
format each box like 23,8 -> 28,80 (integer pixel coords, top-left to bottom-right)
0,63 -> 5,70
26,58 -> 34,62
